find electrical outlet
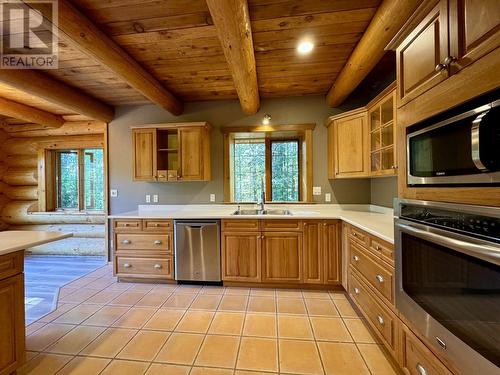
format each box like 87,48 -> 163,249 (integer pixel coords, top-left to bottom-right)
313,186 -> 322,196
153,194 -> 158,203
110,189 -> 118,197
210,194 -> 216,202
145,194 -> 151,203
325,193 -> 331,202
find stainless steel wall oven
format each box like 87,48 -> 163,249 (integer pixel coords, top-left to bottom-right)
395,199 -> 500,374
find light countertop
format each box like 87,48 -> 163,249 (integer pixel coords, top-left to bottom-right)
109,204 -> 395,243
0,231 -> 73,256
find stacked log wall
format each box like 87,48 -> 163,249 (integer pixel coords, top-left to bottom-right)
0,121 -> 107,255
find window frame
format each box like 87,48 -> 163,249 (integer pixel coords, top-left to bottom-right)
37,135 -> 106,213
222,124 -> 315,203
268,138 -> 302,202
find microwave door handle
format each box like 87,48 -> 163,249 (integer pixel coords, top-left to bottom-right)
397,223 -> 500,266
471,110 -> 490,171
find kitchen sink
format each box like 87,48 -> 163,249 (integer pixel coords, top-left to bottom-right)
232,209 -> 292,216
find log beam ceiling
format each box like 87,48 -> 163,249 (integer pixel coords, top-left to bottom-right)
0,69 -> 114,122
28,0 -> 184,116
206,0 -> 260,114
326,0 -> 420,107
0,97 -> 64,128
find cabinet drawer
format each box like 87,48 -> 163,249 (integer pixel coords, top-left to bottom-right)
261,219 -> 302,231
369,238 -> 394,266
349,242 -> 393,304
116,256 -> 173,279
0,251 -> 23,281
116,234 -> 171,251
143,219 -> 173,232
222,220 -> 260,232
349,272 -> 396,352
113,220 -> 142,232
348,225 -> 370,247
401,324 -> 453,375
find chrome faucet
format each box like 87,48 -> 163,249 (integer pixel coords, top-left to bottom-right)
259,176 -> 265,211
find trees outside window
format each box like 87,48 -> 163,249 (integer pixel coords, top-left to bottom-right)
55,148 -> 104,211
232,139 -> 300,202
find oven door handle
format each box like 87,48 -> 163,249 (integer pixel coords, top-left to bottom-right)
397,222 -> 500,266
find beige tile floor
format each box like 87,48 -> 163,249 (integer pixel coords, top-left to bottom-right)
21,264 -> 400,375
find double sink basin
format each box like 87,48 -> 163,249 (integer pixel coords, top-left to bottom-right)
232,208 -> 292,216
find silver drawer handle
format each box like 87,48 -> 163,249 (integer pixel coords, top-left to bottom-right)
154,240 -> 162,245
377,315 -> 385,325
122,239 -> 131,245
416,363 -> 428,375
376,274 -> 384,283
354,287 -> 360,295
352,255 -> 360,262
123,263 -> 131,268
154,264 -> 162,269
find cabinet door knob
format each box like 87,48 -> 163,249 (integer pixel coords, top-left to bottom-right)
154,240 -> 162,245
416,363 -> 428,375
375,245 -> 381,251
443,56 -> 457,66
435,63 -> 446,72
323,223 -> 327,226
354,287 -> 360,295
376,274 -> 384,283
122,239 -> 131,245
154,223 -> 159,227
124,223 -> 130,227
123,263 -> 131,268
377,315 -> 385,325
154,264 -> 162,269
352,232 -> 357,237
352,255 -> 360,262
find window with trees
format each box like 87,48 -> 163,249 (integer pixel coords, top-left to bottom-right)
51,148 -> 104,212
223,124 -> 314,203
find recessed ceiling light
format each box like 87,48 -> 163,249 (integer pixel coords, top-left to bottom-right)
297,40 -> 314,55
262,114 -> 271,125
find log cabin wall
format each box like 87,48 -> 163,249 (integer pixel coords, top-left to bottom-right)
0,121 -> 107,256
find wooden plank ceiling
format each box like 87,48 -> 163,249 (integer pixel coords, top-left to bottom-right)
0,0 -> 381,121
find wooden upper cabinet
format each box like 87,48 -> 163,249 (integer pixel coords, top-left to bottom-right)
367,83 -> 397,176
327,108 -> 369,179
133,128 -> 156,181
262,232 -> 303,283
222,232 -> 261,282
302,221 -> 323,284
449,0 -> 500,72
132,123 -> 211,182
396,1 -> 450,106
179,127 -> 203,180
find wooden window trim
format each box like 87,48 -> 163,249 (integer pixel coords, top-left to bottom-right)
222,124 -> 314,203
38,135 -> 105,213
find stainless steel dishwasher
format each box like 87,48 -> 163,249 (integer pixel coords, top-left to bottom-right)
174,220 -> 221,282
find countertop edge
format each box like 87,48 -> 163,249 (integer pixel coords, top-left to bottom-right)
0,232 -> 73,256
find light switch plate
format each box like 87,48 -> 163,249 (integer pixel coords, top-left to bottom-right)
110,189 -> 118,197
146,194 -> 151,203
210,194 -> 216,202
153,194 -> 158,203
325,193 -> 331,202
313,186 -> 322,196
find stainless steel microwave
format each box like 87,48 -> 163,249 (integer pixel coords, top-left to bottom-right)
407,99 -> 500,186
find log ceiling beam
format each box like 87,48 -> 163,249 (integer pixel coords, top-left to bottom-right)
0,97 -> 64,128
0,69 -> 114,122
206,0 -> 260,114
30,0 -> 183,116
326,0 -> 420,107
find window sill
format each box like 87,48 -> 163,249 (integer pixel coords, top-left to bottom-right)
31,211 -> 106,216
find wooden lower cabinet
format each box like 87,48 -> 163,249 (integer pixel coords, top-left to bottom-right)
400,324 -> 454,375
222,232 -> 261,282
262,232 -> 303,283
221,219 -> 340,286
0,251 -> 25,375
113,219 -> 174,281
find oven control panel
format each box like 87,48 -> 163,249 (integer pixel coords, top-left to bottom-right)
400,204 -> 500,242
